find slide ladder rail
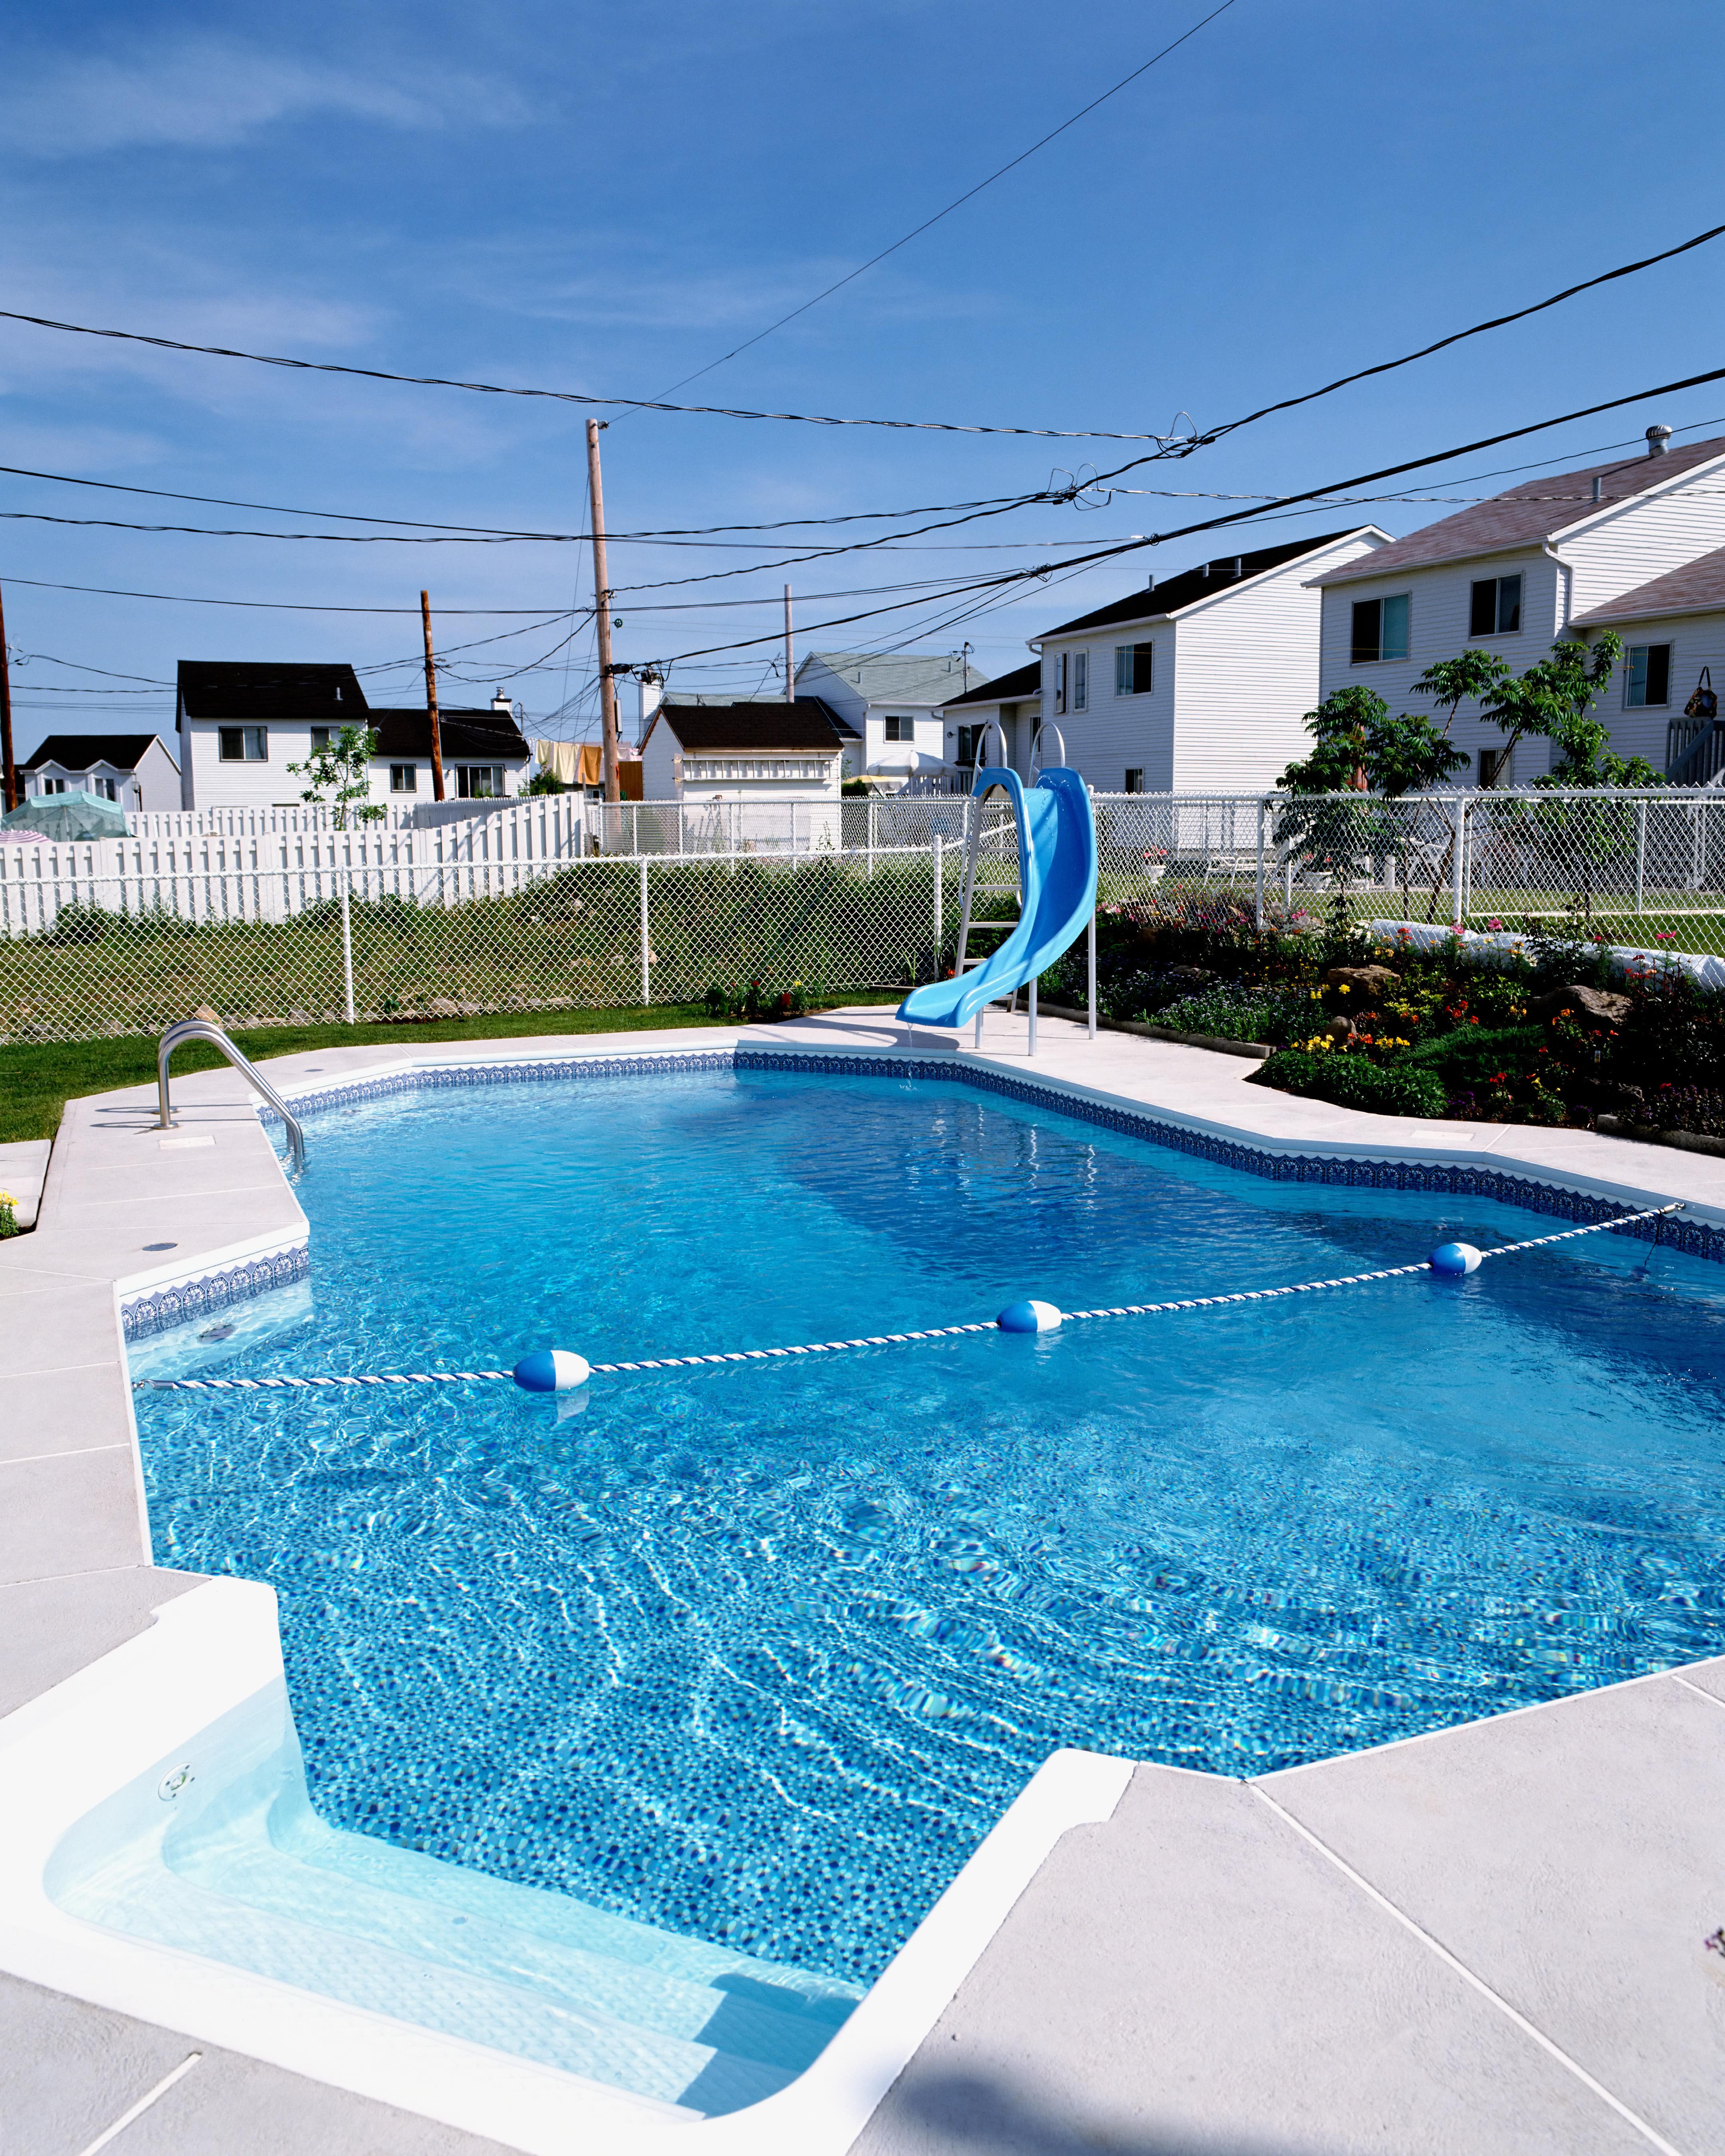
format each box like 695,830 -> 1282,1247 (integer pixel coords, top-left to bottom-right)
157,1017 -> 307,1176
897,755 -> 1096,1040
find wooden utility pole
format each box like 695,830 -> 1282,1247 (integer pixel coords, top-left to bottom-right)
586,419 -> 621,803
420,589 -> 446,801
0,584 -> 15,812
783,585 -> 794,703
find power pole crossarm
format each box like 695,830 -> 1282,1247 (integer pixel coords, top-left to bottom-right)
420,590 -> 446,802
587,420 -> 621,804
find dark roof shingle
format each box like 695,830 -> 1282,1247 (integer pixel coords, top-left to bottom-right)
1311,437 -> 1725,587
22,733 -> 167,773
178,661 -> 367,719
943,659 -> 1042,709
1040,531 -> 1370,638
652,699 -> 851,752
365,708 -> 529,760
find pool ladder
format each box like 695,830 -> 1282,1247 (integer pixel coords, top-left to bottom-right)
157,1017 -> 306,1176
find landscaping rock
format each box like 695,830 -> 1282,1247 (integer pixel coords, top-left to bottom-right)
1325,965 -> 1400,996
1324,1016 -> 1355,1042
424,997 -> 464,1017
1163,965 -> 1215,989
1532,983 -> 1632,1026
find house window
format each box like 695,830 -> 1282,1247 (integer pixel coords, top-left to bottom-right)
1071,651 -> 1088,713
1478,747 -> 1513,789
1124,767 -> 1145,793
455,764 -> 505,799
1053,652 -> 1067,715
39,776 -> 67,795
390,763 -> 418,793
883,714 -> 916,742
218,726 -> 268,762
955,725 -> 976,767
1625,643 -> 1672,709
309,725 -> 331,753
1469,575 -> 1523,637
1350,595 -> 1410,664
1115,643 -> 1153,696
92,776 -> 117,801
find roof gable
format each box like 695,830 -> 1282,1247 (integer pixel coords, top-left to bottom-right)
1311,437 -> 1725,587
799,651 -> 989,705
1038,529 -> 1375,640
21,732 -> 170,773
365,708 -> 530,761
1571,541 -> 1725,626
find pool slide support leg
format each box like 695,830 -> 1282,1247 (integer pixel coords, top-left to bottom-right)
1088,908 -> 1096,1040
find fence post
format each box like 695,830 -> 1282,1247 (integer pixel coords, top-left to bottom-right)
1635,797 -> 1648,917
1450,793 -> 1468,928
934,833 -> 944,967
639,856 -> 650,1006
340,872 -> 356,1023
867,795 -> 876,880
1254,797 -> 1266,931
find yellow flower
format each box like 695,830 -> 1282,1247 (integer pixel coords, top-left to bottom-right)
1337,983 -> 1351,994
0,1191 -> 14,1207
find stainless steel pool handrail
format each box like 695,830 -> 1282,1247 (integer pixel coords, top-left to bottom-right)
157,1017 -> 306,1176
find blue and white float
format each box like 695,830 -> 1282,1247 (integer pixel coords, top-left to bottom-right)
997,1299 -> 1064,1334
1428,1242 -> 1483,1276
512,1348 -> 591,1393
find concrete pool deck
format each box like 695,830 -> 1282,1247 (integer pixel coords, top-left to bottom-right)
3,1009 -> 1723,2154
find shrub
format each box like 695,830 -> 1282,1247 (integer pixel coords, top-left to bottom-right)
1144,983 -> 1303,1043
1251,1048 -> 1448,1119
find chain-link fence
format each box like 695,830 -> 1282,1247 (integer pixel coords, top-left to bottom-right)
5,787 -> 1723,1043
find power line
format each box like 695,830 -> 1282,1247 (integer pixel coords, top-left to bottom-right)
0,574 -> 580,614
1193,221 -> 1725,451
644,0 -> 1241,402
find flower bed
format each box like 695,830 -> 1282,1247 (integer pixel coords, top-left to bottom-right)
1036,889 -> 1725,1130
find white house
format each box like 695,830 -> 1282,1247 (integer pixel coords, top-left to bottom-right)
639,696 -> 854,807
20,732 -> 181,812
1308,426 -> 1725,785
1570,545 -> 1725,783
792,652 -> 986,788
936,660 -> 1044,777
1023,527 -> 1389,792
175,662 -> 529,809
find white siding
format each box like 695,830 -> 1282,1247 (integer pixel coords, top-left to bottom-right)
791,657 -> 866,730
1316,551 -> 1564,783
186,720 -> 514,809
640,718 -> 678,800
1583,610 -> 1725,771
1555,451 -> 1725,616
1036,529 -> 1386,791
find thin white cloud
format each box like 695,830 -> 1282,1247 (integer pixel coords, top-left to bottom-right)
0,35 -> 525,156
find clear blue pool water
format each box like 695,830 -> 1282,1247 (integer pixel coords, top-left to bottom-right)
133,1066 -> 1725,1988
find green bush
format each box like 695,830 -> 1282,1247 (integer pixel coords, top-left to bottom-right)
1147,985 -> 1302,1042
1251,1048 -> 1448,1119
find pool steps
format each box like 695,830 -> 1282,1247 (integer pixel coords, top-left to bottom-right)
50,1684 -> 859,2118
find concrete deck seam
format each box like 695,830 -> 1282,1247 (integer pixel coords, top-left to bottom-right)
4,1360 -> 125,1382
1668,1671 -> 1725,1715
73,2050 -> 203,2156
0,1443 -> 130,1470
1246,1784 -> 1688,2156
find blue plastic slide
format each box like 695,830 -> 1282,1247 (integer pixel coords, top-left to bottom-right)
897,765 -> 1097,1032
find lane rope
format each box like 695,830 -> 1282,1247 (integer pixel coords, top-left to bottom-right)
132,1203 -> 1683,1395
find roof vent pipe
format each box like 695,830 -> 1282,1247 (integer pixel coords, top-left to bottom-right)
1646,424 -> 1673,458
1591,476 -> 1604,503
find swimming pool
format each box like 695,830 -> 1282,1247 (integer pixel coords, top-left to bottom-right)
129,1062 -> 1725,2003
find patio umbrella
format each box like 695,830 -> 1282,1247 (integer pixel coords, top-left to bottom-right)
2,789 -> 128,840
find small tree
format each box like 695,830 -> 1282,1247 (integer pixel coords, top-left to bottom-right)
1410,650 -> 1515,750
1476,633 -> 1624,782
286,723 -> 385,829
1277,688 -> 1468,919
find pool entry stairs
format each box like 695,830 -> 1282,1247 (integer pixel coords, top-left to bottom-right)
896,760 -> 1097,1033
50,1686 -> 861,2120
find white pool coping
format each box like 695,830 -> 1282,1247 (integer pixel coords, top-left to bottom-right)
7,1004 -> 1725,2152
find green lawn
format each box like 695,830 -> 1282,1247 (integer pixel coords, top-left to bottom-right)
0,994 -> 905,1144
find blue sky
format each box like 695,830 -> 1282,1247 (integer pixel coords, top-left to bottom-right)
5,0 -> 1725,757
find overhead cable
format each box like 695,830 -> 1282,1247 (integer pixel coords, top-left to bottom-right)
644,0 -> 1241,400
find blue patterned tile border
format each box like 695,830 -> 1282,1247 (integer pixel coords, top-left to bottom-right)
243,1043 -> 1725,1271
122,1243 -> 311,1342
